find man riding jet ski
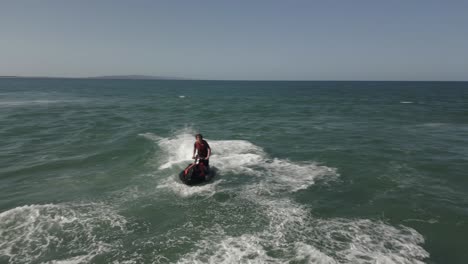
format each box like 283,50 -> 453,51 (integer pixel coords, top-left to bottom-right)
179,134 -> 212,185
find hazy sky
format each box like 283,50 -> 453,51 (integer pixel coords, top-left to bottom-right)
1,0 -> 467,80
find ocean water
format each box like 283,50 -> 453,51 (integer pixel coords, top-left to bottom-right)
0,79 -> 467,264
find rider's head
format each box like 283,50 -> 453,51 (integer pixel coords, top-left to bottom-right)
195,134 -> 203,142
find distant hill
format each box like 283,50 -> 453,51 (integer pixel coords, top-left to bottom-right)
88,75 -> 187,80
0,75 -> 188,80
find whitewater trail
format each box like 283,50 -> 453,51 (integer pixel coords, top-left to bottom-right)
140,131 -> 429,263
0,130 -> 429,263
0,203 -> 129,264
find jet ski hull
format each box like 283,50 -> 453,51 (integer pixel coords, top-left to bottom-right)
179,162 -> 213,185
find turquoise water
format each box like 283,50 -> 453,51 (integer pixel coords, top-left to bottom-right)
0,79 -> 467,264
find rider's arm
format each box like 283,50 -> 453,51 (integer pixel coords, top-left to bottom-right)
192,144 -> 197,158
206,146 -> 211,159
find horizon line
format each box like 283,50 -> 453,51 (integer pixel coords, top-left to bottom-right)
0,75 -> 467,82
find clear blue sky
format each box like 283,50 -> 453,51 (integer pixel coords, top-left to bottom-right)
1,0 -> 467,80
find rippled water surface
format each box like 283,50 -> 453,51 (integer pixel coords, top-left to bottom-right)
1,79 -> 467,263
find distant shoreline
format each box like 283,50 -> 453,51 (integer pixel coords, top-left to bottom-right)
0,76 -> 467,82
0,75 -> 188,80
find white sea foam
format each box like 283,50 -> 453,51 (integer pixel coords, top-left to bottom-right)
311,218 -> 429,263
152,132 -> 196,169
176,234 -> 275,264
141,130 -> 428,263
0,99 -> 85,107
177,197 -> 429,263
142,131 -> 337,194
403,218 -> 439,224
138,132 -> 163,142
156,177 -> 224,198
419,122 -> 446,127
0,203 -> 128,264
400,101 -> 414,104
293,243 -> 337,264
261,158 -> 337,192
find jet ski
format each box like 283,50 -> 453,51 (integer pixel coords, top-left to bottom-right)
179,157 -> 213,185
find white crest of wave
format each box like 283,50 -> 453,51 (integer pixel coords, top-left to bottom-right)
0,203 -> 127,264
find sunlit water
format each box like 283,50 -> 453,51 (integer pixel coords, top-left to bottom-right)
1,79 -> 467,263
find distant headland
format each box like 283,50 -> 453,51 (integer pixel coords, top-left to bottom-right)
87,75 -> 188,80
0,75 -> 187,80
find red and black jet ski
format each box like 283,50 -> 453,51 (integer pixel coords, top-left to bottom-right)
179,157 -> 213,185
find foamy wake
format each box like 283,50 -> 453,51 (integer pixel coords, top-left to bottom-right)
0,203 -> 128,264
0,99 -> 86,108
140,131 -> 337,195
177,198 -> 428,264
140,130 -> 428,263
156,178 -> 224,198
